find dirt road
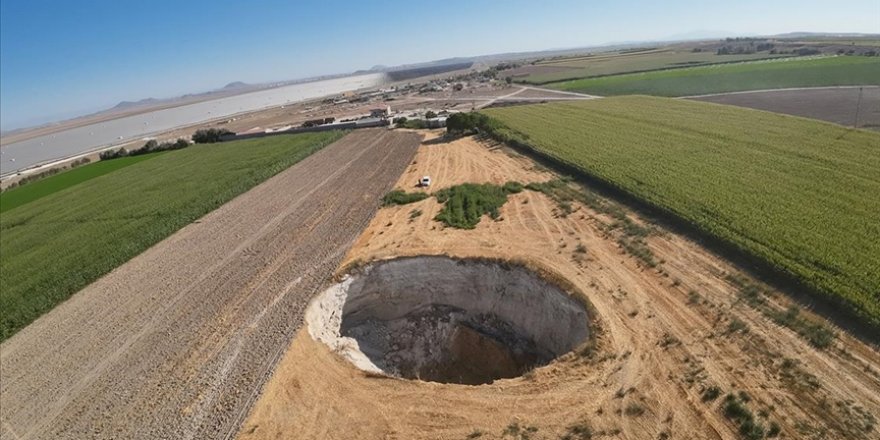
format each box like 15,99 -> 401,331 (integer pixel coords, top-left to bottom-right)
240,133 -> 880,439
0,129 -> 421,439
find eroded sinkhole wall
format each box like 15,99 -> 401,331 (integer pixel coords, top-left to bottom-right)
306,256 -> 590,385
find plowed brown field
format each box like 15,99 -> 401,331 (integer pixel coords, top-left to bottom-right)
690,86 -> 880,129
0,129 -> 421,439
239,132 -> 880,440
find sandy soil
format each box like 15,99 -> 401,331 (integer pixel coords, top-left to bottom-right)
0,129 -> 421,439
239,132 -> 880,440
690,86 -> 880,130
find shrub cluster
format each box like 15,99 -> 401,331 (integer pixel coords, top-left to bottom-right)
721,393 -> 781,439
702,385 -> 722,402
402,119 -> 427,129
726,274 -> 836,349
393,117 -> 430,129
502,181 -> 524,193
434,182 -> 521,229
769,305 -> 835,349
381,190 -> 429,206
446,112 -> 499,135
192,128 -> 233,144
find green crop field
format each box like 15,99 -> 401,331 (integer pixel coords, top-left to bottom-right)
0,153 -> 164,213
482,97 -> 880,328
0,131 -> 344,341
521,49 -> 790,84
548,56 -> 880,96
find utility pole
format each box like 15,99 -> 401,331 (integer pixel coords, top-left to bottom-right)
854,87 -> 864,129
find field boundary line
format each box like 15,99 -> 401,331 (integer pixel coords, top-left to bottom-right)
680,85 -> 880,99
519,85 -> 602,98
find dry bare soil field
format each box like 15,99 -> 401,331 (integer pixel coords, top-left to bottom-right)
690,86 -> 880,129
509,48 -> 790,84
238,133 -> 880,440
0,129 -> 420,439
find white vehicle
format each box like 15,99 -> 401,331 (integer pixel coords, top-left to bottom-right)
418,176 -> 431,187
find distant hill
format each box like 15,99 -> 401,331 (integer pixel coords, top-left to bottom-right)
111,98 -> 160,110
222,81 -> 249,90
103,81 -> 257,116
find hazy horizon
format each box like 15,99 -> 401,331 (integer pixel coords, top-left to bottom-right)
2,0 -> 878,131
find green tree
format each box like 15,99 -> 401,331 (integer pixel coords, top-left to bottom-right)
192,128 -> 233,144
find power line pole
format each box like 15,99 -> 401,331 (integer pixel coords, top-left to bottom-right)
854,87 -> 864,128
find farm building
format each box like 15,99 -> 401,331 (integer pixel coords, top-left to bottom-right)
425,117 -> 447,128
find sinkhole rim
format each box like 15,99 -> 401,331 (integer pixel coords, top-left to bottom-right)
306,255 -> 596,385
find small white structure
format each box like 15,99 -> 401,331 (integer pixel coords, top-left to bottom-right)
425,117 -> 447,129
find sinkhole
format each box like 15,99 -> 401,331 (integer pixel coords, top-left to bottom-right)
306,256 -> 591,385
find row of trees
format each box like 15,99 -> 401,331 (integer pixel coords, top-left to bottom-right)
716,43 -> 774,55
192,128 -> 233,143
2,158 -> 91,192
99,138 -> 190,161
446,112 -> 494,135
99,127 -> 233,162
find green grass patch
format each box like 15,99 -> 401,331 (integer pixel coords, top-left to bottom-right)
0,131 -> 344,341
502,181 -> 524,193
482,96 -> 880,329
548,56 -> 880,96
401,119 -> 427,129
0,153 -> 163,213
433,182 -> 520,229
382,189 -> 429,206
721,393 -> 775,440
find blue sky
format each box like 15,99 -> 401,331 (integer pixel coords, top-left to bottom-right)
1,0 -> 878,130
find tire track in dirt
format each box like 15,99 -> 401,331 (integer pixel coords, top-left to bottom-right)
242,133 -> 880,439
0,129 -> 421,440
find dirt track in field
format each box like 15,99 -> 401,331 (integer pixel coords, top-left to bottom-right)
240,132 -> 880,440
690,86 -> 880,130
0,129 -> 420,439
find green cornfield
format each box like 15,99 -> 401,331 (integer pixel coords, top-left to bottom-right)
0,153 -> 164,213
482,97 -> 880,327
0,131 -> 344,341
